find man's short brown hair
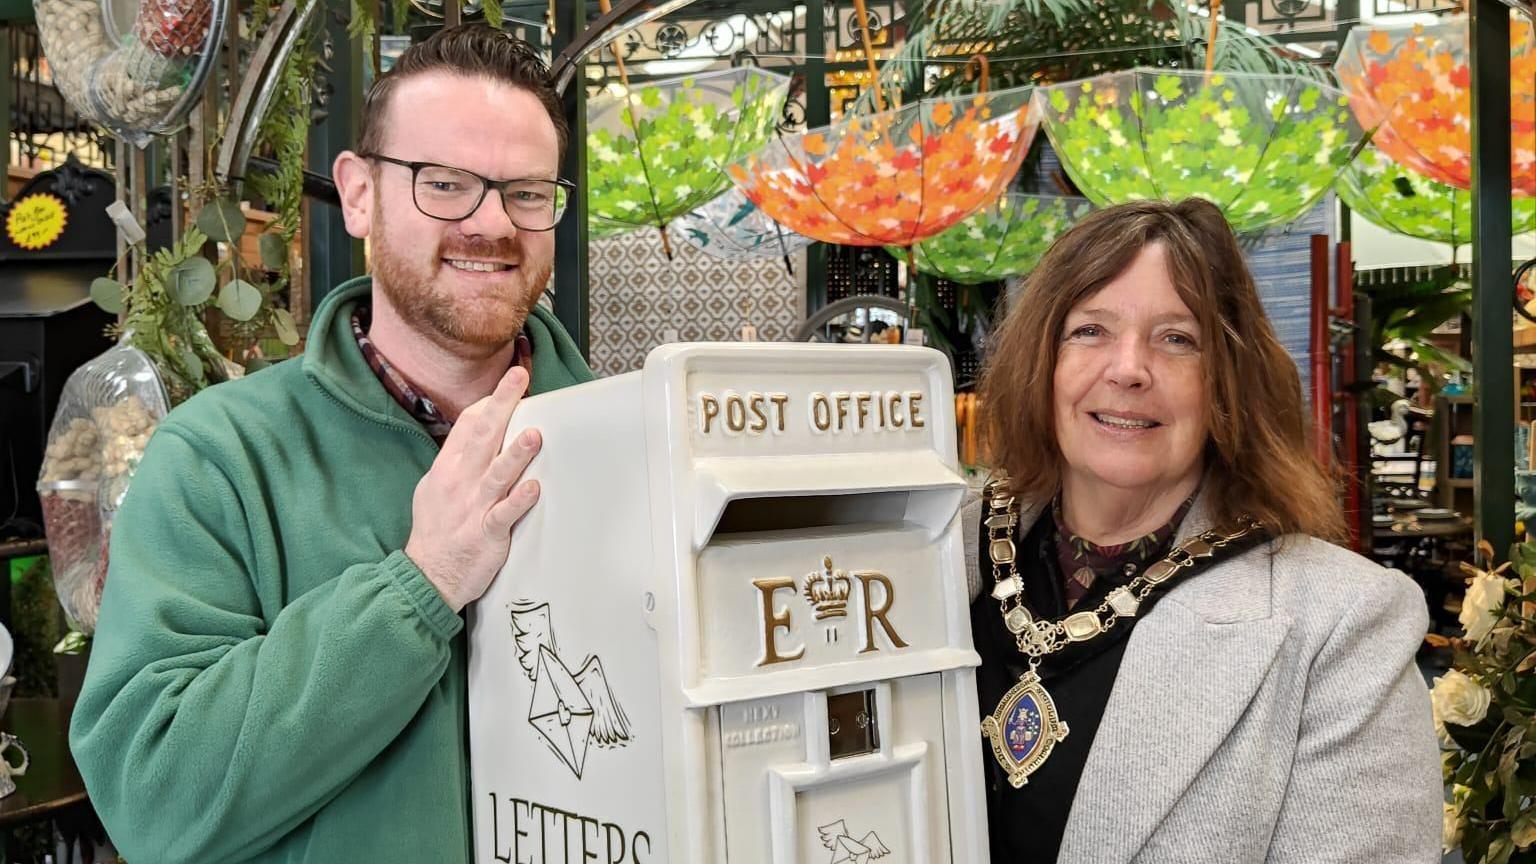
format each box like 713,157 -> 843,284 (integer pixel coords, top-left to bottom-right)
356,24 -> 568,160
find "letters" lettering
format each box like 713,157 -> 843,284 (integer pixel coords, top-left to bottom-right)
489,793 -> 653,864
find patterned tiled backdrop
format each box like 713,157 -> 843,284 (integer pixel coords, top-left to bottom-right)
587,228 -> 807,377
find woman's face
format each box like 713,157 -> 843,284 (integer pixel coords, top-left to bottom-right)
1053,242 -> 1208,499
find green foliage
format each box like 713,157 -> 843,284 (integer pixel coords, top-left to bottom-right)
247,34 -> 316,294
1438,542 -> 1536,864
194,198 -> 247,245
1362,266 -> 1472,389
1167,3 -> 1331,83
239,30 -> 318,358
107,227 -> 234,404
10,557 -> 60,699
90,276 -> 124,314
219,279 -> 264,322
346,0 -> 376,45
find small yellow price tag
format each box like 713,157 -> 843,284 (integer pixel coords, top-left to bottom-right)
5,193 -> 69,251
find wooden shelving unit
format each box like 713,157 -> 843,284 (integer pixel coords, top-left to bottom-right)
1435,393 -> 1475,511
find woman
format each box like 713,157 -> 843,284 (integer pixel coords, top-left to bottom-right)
965,199 -> 1440,862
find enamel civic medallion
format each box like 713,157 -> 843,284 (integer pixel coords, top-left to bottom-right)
980,669 -> 1069,788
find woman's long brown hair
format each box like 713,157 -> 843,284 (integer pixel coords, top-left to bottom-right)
977,198 -> 1346,543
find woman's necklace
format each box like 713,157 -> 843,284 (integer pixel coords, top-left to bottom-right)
979,477 -> 1265,789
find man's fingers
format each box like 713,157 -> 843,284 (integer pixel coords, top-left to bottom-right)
483,427 -> 541,497
439,366 -> 529,460
483,479 -> 540,537
479,366 -> 529,438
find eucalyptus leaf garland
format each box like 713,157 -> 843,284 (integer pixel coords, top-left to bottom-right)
99,227 -> 234,404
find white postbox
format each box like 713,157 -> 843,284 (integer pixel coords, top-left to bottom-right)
468,343 -> 988,864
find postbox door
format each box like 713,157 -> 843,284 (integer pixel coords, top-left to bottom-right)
716,674 -> 954,864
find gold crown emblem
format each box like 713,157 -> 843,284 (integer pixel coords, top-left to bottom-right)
803,556 -> 853,620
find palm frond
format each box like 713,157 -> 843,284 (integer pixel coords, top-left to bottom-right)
1164,2 -> 1334,83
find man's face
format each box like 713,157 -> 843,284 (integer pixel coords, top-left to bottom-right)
337,71 -> 561,350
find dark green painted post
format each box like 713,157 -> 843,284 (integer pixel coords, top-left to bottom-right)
803,1 -> 829,313
552,0 -> 590,358
1470,0 -> 1515,560
0,32 -> 10,189
307,0 -> 366,308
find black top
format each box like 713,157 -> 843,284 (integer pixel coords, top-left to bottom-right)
970,511 -> 1179,863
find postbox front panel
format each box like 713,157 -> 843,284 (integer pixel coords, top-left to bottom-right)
716,674 -> 954,864
696,524 -> 953,685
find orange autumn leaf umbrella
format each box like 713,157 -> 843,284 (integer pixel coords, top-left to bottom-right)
728,84 -> 1039,248
1335,13 -> 1536,195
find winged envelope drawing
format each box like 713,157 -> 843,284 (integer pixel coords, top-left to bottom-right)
818,820 -> 892,864
510,601 -> 633,779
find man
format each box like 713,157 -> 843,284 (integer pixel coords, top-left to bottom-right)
69,25 -> 592,863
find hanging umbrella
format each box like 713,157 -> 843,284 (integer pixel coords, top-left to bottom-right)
1035,69 -> 1370,233
668,186 -> 813,267
884,193 -> 1092,284
728,83 -> 1039,248
1336,14 -> 1535,195
1337,143 -> 1536,244
586,67 -> 791,256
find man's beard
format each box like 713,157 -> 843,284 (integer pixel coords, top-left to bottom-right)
370,206 -> 552,349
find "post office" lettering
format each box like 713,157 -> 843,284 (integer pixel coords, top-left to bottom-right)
696,389 -> 926,437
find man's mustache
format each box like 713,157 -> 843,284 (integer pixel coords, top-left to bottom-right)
438,238 -> 522,263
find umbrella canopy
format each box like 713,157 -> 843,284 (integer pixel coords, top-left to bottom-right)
1035,69 -> 1369,233
586,67 -> 791,236
668,187 -> 813,261
1337,143 -> 1536,244
728,84 -> 1040,247
885,193 -> 1092,284
1336,14 -> 1535,195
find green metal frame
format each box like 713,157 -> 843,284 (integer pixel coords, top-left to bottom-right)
552,0 -> 591,357
1470,0 -> 1515,560
307,0 -> 366,308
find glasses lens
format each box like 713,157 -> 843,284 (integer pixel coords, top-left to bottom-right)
500,180 -> 567,231
413,165 -> 486,220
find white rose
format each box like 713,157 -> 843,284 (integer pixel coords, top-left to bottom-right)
1460,571 -> 1511,642
1443,801 -> 1462,853
1432,669 -> 1492,727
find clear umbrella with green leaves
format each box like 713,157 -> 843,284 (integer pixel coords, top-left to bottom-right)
668,186 -> 813,271
586,67 -> 790,256
1336,143 -> 1536,245
1035,69 -> 1370,232
884,193 -> 1091,284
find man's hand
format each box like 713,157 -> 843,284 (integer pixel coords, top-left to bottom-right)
405,367 -> 541,612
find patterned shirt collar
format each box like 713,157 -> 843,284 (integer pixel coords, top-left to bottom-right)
351,301 -> 531,446
1051,493 -> 1196,610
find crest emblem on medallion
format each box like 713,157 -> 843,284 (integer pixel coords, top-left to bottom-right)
981,669 -> 1069,788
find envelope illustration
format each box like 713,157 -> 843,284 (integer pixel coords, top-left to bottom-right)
529,644 -> 595,778
511,601 -> 632,778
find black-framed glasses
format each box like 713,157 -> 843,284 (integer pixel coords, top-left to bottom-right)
362,153 -> 575,231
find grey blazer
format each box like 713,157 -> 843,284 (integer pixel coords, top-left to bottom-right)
962,489 -> 1442,863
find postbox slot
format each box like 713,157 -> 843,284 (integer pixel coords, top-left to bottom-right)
710,488 -> 951,538
827,689 -> 879,760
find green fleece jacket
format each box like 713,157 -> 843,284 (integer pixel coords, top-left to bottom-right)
69,277 -> 594,864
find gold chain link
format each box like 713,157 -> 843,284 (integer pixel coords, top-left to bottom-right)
983,477 -> 1262,661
